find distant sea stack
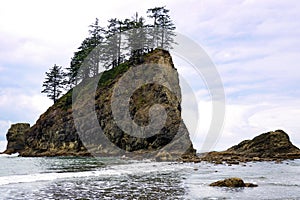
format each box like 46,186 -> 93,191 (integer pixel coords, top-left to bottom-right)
2,123 -> 30,154
201,130 -> 300,163
3,49 -> 197,160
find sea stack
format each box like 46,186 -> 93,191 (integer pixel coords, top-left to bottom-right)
3,49 -> 197,160
2,123 -> 30,154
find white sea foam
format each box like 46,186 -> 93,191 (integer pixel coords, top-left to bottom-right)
0,170 -> 119,186
0,152 -> 19,157
0,161 -> 193,186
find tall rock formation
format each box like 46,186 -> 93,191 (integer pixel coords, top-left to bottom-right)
3,123 -> 30,154
14,49 -> 196,160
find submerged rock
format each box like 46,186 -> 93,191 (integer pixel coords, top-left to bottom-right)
2,123 -> 30,154
201,130 -> 300,163
209,177 -> 258,188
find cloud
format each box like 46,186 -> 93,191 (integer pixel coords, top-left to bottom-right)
190,99 -> 300,152
248,104 -> 300,145
0,88 -> 52,125
0,87 -> 52,141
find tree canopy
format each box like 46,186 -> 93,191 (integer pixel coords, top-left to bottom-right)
41,64 -> 65,103
66,6 -> 176,86
42,6 -> 176,102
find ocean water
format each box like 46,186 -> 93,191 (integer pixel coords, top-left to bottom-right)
0,154 -> 299,200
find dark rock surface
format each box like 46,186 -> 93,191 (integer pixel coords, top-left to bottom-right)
2,123 -> 30,154
201,130 -> 300,164
3,49 -> 196,160
209,177 -> 258,187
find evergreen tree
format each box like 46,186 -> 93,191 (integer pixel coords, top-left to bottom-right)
157,8 -> 176,49
147,6 -> 176,49
104,18 -> 126,68
147,6 -> 162,48
88,18 -> 106,76
64,6 -> 176,89
42,64 -> 65,103
66,38 -> 92,86
125,13 -> 151,63
66,18 -> 105,86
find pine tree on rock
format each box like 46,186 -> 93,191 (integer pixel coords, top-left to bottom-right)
42,64 -> 65,103
147,6 -> 176,49
88,18 -> 106,76
66,18 -> 105,87
157,8 -> 176,49
104,18 -> 126,68
124,13 -> 151,63
67,38 -> 92,86
63,6 -> 176,89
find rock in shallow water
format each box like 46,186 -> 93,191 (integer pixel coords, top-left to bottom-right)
2,123 -> 30,154
209,177 -> 258,187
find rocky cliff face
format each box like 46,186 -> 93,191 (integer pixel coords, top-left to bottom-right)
201,130 -> 300,163
3,123 -> 30,154
16,49 -> 196,160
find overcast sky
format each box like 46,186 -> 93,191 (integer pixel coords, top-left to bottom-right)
1,0 -> 300,152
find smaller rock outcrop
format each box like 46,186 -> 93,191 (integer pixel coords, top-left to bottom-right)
2,123 -> 30,154
227,130 -> 300,157
201,130 -> 300,164
209,177 -> 258,187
